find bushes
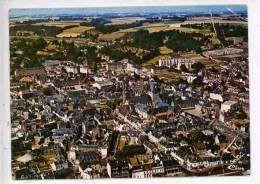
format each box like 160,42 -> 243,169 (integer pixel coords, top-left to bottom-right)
94,22 -> 142,34
80,21 -> 142,34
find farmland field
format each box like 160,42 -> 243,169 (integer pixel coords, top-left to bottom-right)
159,46 -> 174,55
157,71 -> 182,79
56,26 -> 94,38
98,20 -> 222,41
182,53 -> 217,68
98,31 -> 126,41
105,17 -> 146,25
98,28 -> 137,41
116,47 -> 149,57
33,21 -> 85,28
182,19 -> 247,25
121,22 -> 212,34
101,19 -> 246,41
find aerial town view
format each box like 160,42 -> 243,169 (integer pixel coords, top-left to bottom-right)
10,5 -> 250,180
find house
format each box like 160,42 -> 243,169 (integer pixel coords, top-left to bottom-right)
79,64 -> 91,74
162,157 -> 182,176
78,144 -> 100,152
43,60 -> 61,73
158,57 -> 195,70
15,166 -> 42,180
150,66 -> 169,75
64,65 -> 78,74
127,62 -> 137,73
229,119 -> 249,132
175,97 -> 197,110
50,159 -> 69,171
68,149 -> 76,161
101,54 -> 110,62
128,94 -> 152,107
203,47 -> 243,57
78,151 -> 101,168
226,37 -> 244,45
148,131 -> 166,144
94,113 -> 104,124
209,93 -> 224,102
106,62 -> 124,73
220,101 -> 237,112
82,119 -> 94,134
153,102 -> 173,120
107,160 -> 130,178
99,147 -> 108,159
139,135 -> 157,153
147,79 -> 161,106
108,131 -> 120,155
15,67 -> 47,79
135,103 -> 151,119
219,101 -> 238,122
131,162 -> 164,178
93,81 -> 114,90
80,167 -> 100,179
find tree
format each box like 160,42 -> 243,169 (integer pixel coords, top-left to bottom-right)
236,109 -> 248,119
115,145 -> 146,159
189,130 -> 204,143
33,38 -> 47,51
176,78 -> 188,86
10,25 -> 63,37
191,62 -> 205,72
42,87 -> 55,96
133,29 -> 150,49
180,64 -> 189,73
193,77 -> 204,87
106,99 -> 122,110
86,46 -> 97,66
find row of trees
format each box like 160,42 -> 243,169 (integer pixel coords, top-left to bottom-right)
132,29 -> 164,50
80,18 -> 111,27
10,25 -> 63,37
10,24 -> 80,38
95,22 -> 142,34
80,20 -> 142,34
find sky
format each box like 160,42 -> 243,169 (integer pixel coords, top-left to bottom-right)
9,5 -> 247,17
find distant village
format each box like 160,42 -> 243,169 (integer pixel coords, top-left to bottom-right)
10,9 -> 250,180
